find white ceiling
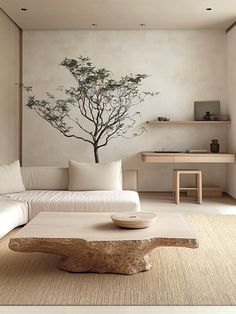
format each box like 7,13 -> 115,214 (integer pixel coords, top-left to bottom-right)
0,0 -> 236,30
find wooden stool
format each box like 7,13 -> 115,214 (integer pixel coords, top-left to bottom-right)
173,169 -> 202,204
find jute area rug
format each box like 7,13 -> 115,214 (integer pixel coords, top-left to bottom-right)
0,214 -> 235,305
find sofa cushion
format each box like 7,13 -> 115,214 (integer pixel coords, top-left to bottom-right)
0,160 -> 25,194
6,190 -> 140,220
21,167 -> 138,191
21,167 -> 69,190
0,197 -> 28,238
68,160 -> 122,191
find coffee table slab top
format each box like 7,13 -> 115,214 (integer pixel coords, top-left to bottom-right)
11,212 -> 196,242
9,212 -> 198,274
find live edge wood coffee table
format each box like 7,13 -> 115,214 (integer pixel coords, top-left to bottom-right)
9,212 -> 198,275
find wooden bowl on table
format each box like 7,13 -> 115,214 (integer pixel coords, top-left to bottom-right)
111,211 -> 157,229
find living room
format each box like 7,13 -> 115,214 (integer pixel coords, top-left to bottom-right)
0,0 -> 235,313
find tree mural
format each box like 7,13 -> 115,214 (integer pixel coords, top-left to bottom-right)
25,56 -> 158,163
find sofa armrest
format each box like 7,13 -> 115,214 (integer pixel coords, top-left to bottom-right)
122,170 -> 138,191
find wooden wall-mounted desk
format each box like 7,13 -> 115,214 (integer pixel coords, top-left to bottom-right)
141,152 -> 236,163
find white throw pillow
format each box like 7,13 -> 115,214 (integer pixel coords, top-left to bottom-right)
0,160 -> 25,194
68,160 -> 122,191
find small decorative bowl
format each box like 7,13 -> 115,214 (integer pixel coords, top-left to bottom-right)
111,211 -> 157,229
157,117 -> 170,121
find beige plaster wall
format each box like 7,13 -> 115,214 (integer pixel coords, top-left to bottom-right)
0,9 -> 21,164
22,30 -> 228,191
226,26 -> 236,198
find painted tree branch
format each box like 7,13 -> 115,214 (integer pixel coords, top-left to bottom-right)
25,56 -> 158,163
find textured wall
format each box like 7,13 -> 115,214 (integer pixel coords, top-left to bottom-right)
0,9 -> 21,164
226,26 -> 236,198
22,30 -> 228,191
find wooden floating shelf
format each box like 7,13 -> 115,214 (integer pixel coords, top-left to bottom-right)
146,120 -> 231,125
141,152 -> 235,163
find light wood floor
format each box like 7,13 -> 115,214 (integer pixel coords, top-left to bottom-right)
140,192 -> 236,215
0,306 -> 235,314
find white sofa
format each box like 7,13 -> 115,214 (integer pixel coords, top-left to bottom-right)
0,167 -> 140,238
